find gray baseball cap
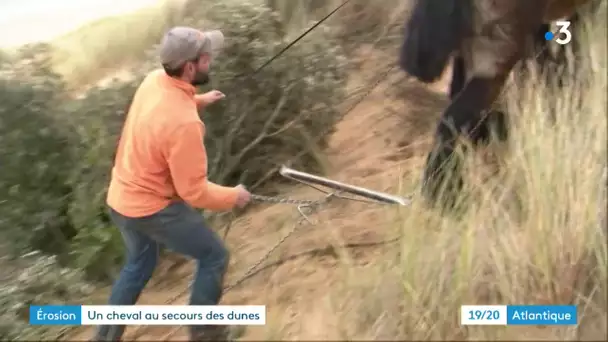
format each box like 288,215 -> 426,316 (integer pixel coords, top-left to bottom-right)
159,26 -> 224,69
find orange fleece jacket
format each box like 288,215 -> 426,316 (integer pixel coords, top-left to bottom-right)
106,69 -> 239,217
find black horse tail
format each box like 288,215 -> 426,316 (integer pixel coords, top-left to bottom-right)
400,0 -> 473,83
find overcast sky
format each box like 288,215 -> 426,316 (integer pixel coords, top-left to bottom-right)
0,0 -> 163,47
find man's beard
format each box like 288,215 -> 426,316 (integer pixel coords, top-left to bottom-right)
191,70 -> 210,86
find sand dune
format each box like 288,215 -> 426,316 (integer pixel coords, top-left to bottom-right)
0,0 -> 164,47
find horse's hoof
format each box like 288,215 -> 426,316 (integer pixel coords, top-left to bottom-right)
421,183 -> 457,212
421,166 -> 464,213
470,110 -> 509,146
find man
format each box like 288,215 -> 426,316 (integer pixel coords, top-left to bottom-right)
95,26 -> 251,341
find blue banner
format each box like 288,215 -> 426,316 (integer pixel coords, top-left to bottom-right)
30,305 -> 82,325
506,305 -> 577,325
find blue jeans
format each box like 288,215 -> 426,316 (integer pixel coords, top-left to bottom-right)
94,201 -> 230,341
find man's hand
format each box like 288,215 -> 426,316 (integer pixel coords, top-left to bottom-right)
234,184 -> 251,208
195,90 -> 225,107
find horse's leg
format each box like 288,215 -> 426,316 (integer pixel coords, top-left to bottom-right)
452,55 -> 508,145
422,72 -> 511,208
471,109 -> 509,145
515,22 -> 557,79
534,23 -> 553,67
449,56 -> 466,99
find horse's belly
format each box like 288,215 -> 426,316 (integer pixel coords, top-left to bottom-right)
466,37 -> 517,77
544,0 -> 590,21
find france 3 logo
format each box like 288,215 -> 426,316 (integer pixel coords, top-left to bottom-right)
544,21 -> 573,45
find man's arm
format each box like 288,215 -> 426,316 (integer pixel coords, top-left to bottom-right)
165,121 -> 239,211
194,90 -> 225,109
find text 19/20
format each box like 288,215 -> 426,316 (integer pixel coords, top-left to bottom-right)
469,309 -> 500,320
460,305 -> 507,325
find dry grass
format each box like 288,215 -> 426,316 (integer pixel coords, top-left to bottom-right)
233,2 -> 607,341
48,0 -> 184,89
264,6 -> 607,341
267,0 -> 408,45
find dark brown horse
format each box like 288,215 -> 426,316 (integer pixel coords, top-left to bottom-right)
400,0 -> 591,209
449,15 -> 581,100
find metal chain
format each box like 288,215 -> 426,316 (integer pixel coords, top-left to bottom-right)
223,201 -> 324,292
131,199 -> 326,340
223,222 -> 301,292
161,194 -> 330,305
249,193 -> 326,206
133,199 -> 327,340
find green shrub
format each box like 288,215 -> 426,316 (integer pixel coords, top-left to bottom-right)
265,0 -> 329,33
0,254 -> 94,340
0,49 -> 12,63
0,0 -> 347,282
331,0 -> 407,46
181,0 -> 348,189
0,44 -> 76,258
65,80 -> 142,282
265,0 -> 406,51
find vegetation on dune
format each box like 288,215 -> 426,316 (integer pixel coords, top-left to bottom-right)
0,0 -> 606,341
0,49 -> 13,63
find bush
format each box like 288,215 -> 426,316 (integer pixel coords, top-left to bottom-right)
180,0 -> 348,189
66,80 -> 142,281
265,0 -> 407,51
265,0 -> 328,33
0,44 -> 76,258
332,0 -> 407,47
0,49 -> 12,63
0,254 -> 94,340
0,47 -> 98,340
